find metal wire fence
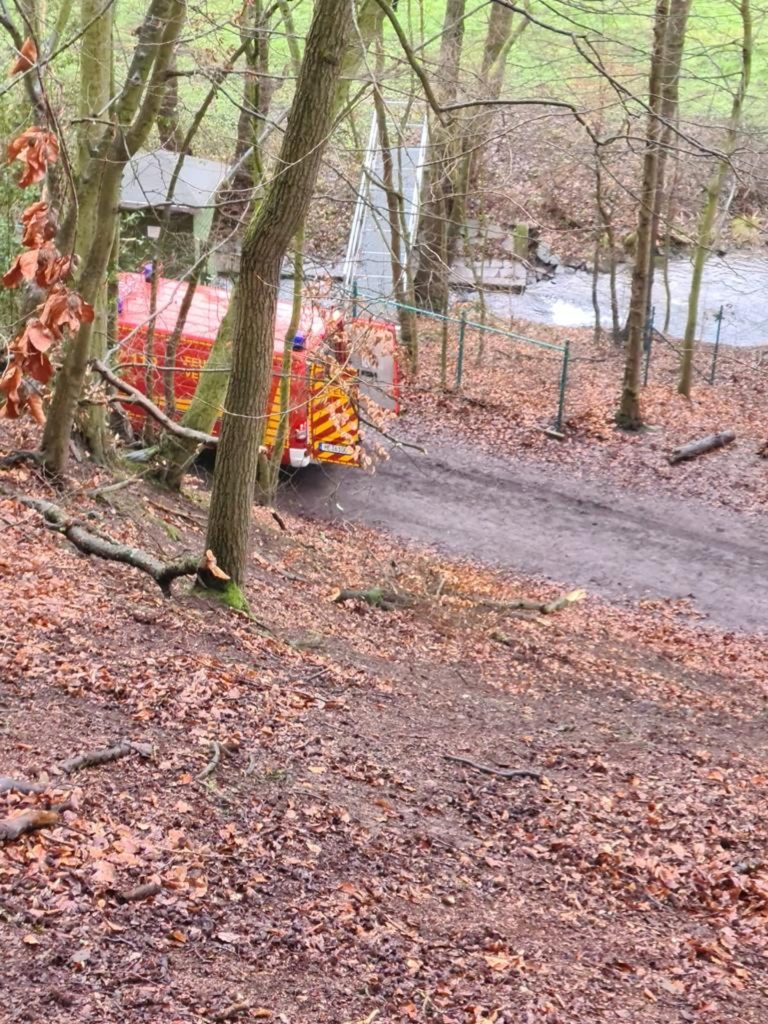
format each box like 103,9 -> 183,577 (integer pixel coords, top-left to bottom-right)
349,284 -> 571,431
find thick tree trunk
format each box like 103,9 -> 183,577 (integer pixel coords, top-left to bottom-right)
616,0 -> 669,429
679,0 -> 751,397
205,0 -> 353,586
155,0 -> 381,489
413,0 -> 466,310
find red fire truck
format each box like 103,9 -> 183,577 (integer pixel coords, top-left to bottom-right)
115,272 -> 398,468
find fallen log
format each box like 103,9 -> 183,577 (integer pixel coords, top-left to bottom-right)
1,486 -> 203,596
91,359 -> 218,447
57,739 -> 153,775
331,586 -> 413,611
0,808 -> 59,843
667,430 -> 735,465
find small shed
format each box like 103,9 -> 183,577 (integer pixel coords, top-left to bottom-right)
120,150 -> 231,260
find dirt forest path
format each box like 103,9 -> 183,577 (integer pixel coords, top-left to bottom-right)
281,436 -> 768,633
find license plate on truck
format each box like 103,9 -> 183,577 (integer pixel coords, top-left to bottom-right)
318,442 -> 355,455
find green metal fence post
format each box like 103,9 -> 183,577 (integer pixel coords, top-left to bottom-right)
555,340 -> 570,433
709,305 -> 723,385
351,279 -> 358,318
455,311 -> 466,390
643,305 -> 655,386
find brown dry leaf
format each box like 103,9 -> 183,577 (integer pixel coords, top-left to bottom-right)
9,38 -> 37,74
20,200 -> 56,247
2,248 -> 41,288
7,127 -> 59,187
92,860 -> 117,886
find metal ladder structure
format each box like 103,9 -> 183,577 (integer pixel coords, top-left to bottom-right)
342,106 -> 429,311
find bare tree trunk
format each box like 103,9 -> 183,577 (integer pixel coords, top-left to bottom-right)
413,0 -> 465,310
157,52 -> 186,152
262,226 -> 304,504
679,0 -> 751,397
644,0 -> 691,332
594,147 -> 620,343
205,0 -> 353,590
616,0 -> 669,429
372,85 -> 418,365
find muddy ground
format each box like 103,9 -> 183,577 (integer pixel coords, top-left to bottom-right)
280,431 -> 768,633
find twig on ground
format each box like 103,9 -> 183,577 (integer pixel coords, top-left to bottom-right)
57,739 -> 153,775
0,776 -> 47,795
212,1000 -> 251,1022
443,754 -> 542,782
197,741 -> 222,782
120,882 -> 163,903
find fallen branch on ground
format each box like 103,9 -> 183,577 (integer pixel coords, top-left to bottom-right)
0,776 -> 47,795
196,741 -> 222,782
667,430 -> 735,464
443,754 -> 542,782
212,1001 -> 251,1022
57,739 -> 153,775
91,359 -> 218,447
0,808 -> 60,843
0,449 -> 43,470
120,882 -> 162,903
360,415 -> 427,454
331,586 -> 413,611
2,486 -> 203,596
473,588 -> 586,615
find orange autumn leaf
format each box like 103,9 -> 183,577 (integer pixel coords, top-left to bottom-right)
38,285 -> 94,339
20,201 -> 56,248
7,128 -> 59,187
2,248 -> 40,288
3,242 -> 71,290
9,38 -> 37,75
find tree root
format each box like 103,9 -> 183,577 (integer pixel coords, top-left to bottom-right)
57,740 -> 153,775
2,485 -> 203,596
443,754 -> 542,782
0,449 -> 43,470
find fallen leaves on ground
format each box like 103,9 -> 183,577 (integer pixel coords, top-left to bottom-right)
0,424 -> 766,1023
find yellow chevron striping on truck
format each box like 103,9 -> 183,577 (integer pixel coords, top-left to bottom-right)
308,363 -> 360,466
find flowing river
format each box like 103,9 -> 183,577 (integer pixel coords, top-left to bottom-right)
477,253 -> 768,348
